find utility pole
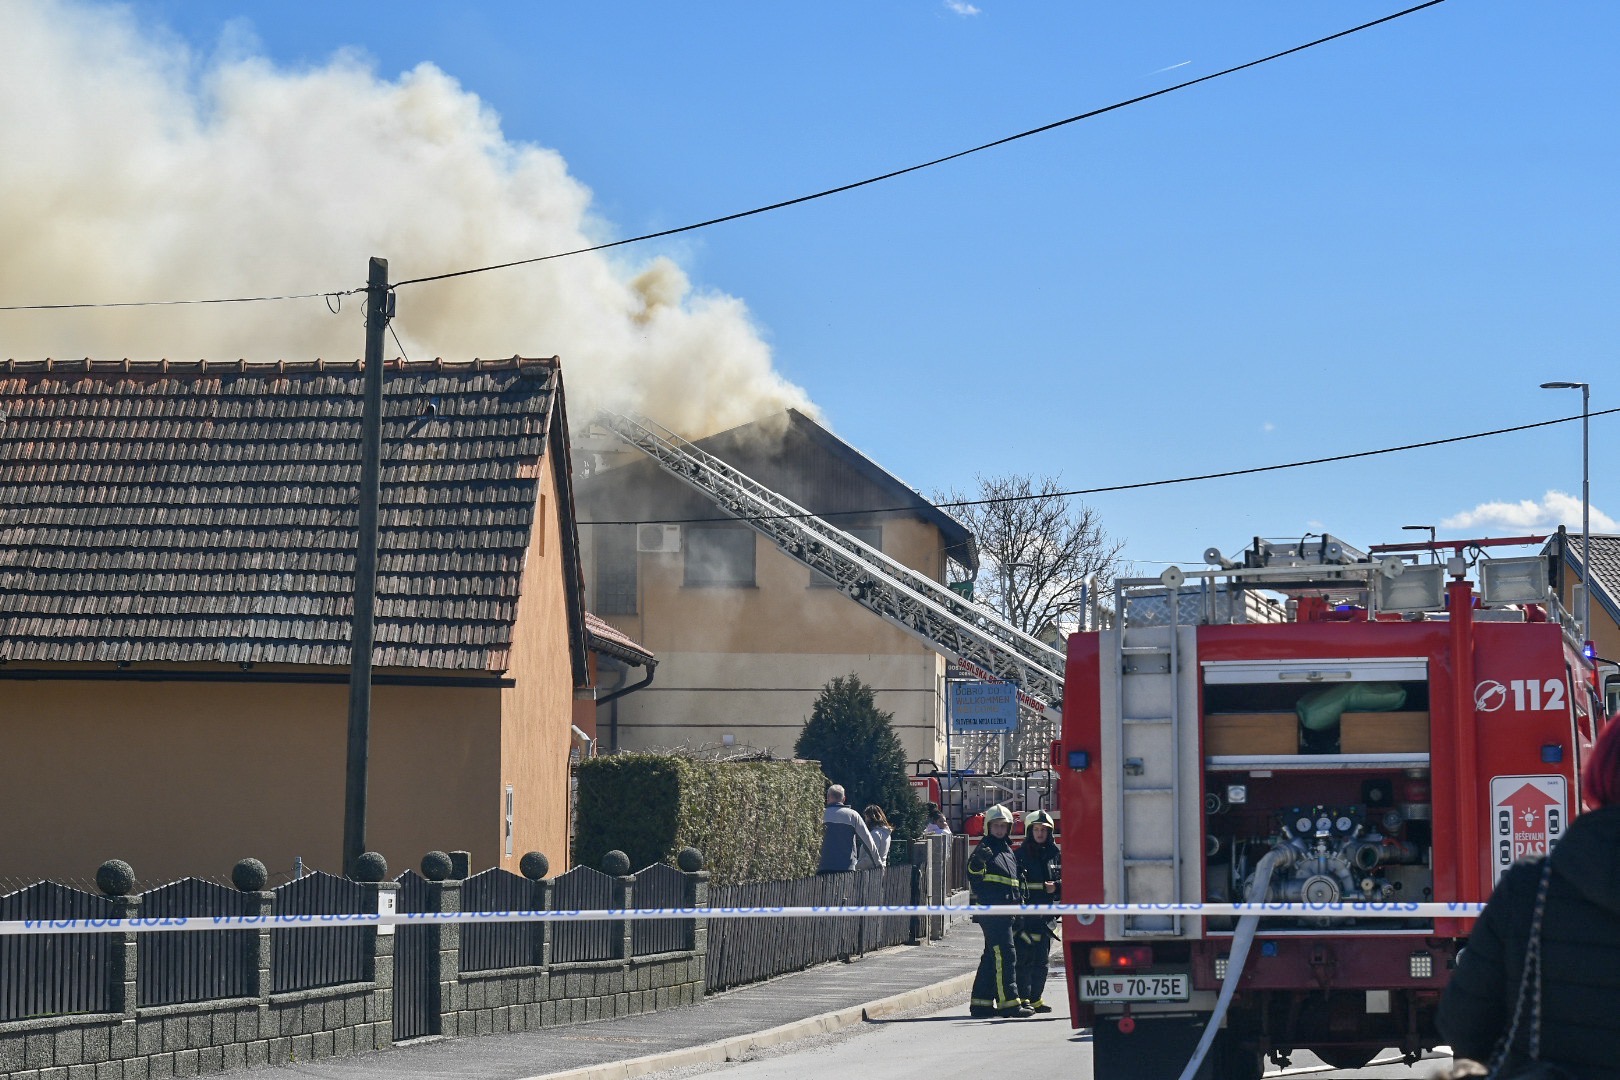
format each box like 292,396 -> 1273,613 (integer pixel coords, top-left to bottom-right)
342,257 -> 390,876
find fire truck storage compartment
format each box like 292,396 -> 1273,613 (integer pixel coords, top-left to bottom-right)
1201,657 -> 1433,932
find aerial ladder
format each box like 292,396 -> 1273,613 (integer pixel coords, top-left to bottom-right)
595,412 -> 1066,763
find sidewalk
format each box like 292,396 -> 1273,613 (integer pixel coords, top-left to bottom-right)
284,921 -> 983,1080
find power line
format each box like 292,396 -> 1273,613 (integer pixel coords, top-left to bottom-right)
578,406 -> 1617,527
0,289 -> 358,314
391,1 -> 1445,291
0,1 -> 1443,313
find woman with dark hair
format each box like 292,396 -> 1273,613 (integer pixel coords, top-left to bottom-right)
857,805 -> 892,869
1438,718 -> 1620,1078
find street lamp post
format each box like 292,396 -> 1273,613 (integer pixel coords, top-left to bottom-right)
1541,381 -> 1591,647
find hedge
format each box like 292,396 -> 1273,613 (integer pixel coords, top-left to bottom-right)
574,755 -> 826,885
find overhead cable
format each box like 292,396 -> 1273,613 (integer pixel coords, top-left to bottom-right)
579,406 -> 1618,526
0,1 -> 1445,312
390,1 -> 1445,290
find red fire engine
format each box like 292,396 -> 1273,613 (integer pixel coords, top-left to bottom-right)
1058,535 -> 1616,1078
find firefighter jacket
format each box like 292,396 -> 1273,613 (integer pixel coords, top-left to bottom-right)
967,834 -> 1021,905
1016,836 -> 1061,906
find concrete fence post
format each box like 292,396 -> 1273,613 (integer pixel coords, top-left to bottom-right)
355,879 -> 399,1047
246,890 -> 274,999
431,878 -> 461,1037
929,835 -> 948,940
109,892 -> 140,1018
909,840 -> 931,946
683,869 -> 709,962
533,879 -> 554,967
611,876 -> 634,961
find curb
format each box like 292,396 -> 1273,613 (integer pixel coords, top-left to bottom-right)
525,970 -> 976,1080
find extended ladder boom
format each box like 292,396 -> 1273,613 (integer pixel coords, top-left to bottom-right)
599,412 -> 1065,729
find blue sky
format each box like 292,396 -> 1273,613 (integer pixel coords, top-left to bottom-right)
29,2 -> 1620,568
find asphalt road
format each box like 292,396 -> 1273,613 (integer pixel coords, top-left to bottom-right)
637,979 -> 1456,1080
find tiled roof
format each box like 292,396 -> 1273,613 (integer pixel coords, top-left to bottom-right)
1549,533 -> 1620,629
584,612 -> 654,668
0,357 -> 576,672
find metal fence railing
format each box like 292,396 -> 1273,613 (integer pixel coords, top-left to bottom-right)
0,881 -> 118,1022
460,869 -> 541,972
270,872 -> 369,993
630,864 -> 692,956
705,866 -> 912,993
549,866 -> 618,964
137,878 -> 257,1007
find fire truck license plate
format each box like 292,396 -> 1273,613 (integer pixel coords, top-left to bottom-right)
1079,974 -> 1190,1003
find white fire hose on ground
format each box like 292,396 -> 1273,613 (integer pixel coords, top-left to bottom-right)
1175,847 -> 1286,1080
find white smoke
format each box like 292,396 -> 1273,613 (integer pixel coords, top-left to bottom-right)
0,1 -> 814,438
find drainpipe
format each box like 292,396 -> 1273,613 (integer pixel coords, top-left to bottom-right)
596,661 -> 657,754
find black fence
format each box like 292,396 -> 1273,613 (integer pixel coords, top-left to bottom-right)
0,881 -> 118,1022
460,869 -> 541,973
270,872 -> 369,993
137,878 -> 257,1007
393,871 -> 437,1042
705,866 -> 913,993
948,834 -> 969,894
630,864 -> 692,956
549,866 -> 618,964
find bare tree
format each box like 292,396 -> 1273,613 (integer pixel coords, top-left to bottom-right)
943,474 -> 1128,639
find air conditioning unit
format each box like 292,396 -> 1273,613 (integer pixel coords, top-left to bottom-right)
637,523 -> 682,553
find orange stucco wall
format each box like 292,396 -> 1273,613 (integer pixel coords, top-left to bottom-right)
0,671 -> 500,883
498,459 -> 579,873
2,448 -> 587,886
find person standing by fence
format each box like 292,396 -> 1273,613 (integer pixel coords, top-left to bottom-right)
816,784 -> 883,874
967,804 -> 1030,1019
857,805 -> 893,869
1014,809 -> 1060,1012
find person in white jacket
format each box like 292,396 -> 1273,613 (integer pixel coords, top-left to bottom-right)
857,805 -> 893,869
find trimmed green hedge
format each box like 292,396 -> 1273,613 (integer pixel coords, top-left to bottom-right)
574,755 -> 826,885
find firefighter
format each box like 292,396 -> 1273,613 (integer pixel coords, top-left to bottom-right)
1014,809 -> 1061,1012
968,804 -> 1031,1018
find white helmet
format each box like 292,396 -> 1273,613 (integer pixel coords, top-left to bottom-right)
983,804 -> 1016,827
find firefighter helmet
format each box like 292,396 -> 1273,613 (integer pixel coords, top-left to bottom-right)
1025,810 -> 1056,833
983,804 -> 1015,827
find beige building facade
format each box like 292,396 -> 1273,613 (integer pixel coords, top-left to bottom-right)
576,410 -> 977,765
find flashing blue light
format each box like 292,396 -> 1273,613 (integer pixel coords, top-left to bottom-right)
1261,942 -> 1278,957
1585,642 -> 1597,660
1068,750 -> 1091,771
1542,745 -> 1565,764
1334,604 -> 1354,612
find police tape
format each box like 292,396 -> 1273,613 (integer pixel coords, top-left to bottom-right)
0,901 -> 1487,936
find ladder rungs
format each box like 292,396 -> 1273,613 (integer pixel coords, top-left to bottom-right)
1120,646 -> 1171,655
1123,716 -> 1173,725
1124,787 -> 1173,795
1123,857 -> 1175,866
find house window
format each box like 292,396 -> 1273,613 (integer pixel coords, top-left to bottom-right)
595,525 -> 637,614
685,526 -> 756,587
811,525 -> 882,587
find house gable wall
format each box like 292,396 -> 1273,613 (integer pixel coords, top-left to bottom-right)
499,458 -> 578,873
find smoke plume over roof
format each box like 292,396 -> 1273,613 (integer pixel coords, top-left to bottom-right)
0,1 -> 814,438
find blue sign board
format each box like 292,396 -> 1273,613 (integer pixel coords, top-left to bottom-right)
949,681 -> 1020,733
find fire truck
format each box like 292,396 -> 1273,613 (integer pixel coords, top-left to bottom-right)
1059,534 -> 1617,1078
589,417 -> 1615,1074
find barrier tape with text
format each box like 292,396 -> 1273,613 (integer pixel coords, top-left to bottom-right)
0,900 -> 1488,936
